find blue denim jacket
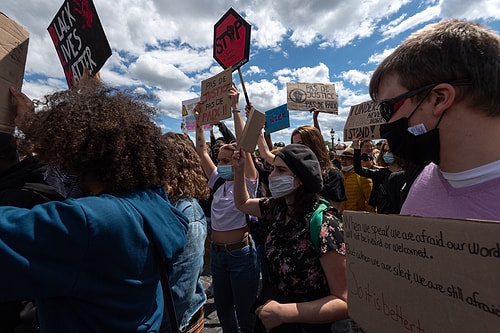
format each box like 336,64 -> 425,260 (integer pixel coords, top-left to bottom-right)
162,198 -> 207,332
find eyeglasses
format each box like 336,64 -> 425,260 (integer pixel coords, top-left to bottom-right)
376,83 -> 438,122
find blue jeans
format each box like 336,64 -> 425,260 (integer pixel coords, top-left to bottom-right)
211,238 -> 259,333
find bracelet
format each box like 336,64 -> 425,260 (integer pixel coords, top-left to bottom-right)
232,109 -> 240,113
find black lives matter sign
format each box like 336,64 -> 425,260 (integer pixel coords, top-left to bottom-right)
48,0 -> 111,87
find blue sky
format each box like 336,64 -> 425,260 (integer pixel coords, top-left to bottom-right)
3,0 -> 500,145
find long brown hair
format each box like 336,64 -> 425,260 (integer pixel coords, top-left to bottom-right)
291,125 -> 334,173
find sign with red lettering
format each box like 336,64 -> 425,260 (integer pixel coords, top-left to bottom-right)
198,68 -> 233,126
344,211 -> 500,333
287,82 -> 338,114
343,101 -> 384,141
47,0 -> 112,87
213,8 -> 251,71
265,104 -> 289,134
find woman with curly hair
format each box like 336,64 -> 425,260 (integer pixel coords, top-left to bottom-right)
1,79 -> 188,333
161,132 -> 210,333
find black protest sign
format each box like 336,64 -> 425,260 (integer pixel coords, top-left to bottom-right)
47,0 -> 111,87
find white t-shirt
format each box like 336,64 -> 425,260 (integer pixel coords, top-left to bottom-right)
208,169 -> 258,231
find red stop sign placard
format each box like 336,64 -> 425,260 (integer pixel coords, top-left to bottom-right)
213,8 -> 251,70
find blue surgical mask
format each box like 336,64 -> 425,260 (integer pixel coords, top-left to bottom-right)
383,152 -> 395,165
217,165 -> 234,180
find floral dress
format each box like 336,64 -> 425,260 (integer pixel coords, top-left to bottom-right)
257,198 -> 345,297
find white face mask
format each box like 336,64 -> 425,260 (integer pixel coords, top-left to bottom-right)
342,165 -> 354,172
268,175 -> 296,198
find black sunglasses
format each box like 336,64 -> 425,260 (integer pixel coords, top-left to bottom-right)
376,80 -> 473,122
376,83 -> 438,122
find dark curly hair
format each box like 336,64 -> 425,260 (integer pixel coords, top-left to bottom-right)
21,78 -> 172,195
162,132 -> 210,203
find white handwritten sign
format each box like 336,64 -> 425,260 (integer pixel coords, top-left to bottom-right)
344,211 -> 499,332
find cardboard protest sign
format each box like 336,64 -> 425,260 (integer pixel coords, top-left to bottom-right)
0,13 -> 29,134
198,68 -> 233,126
180,97 -> 212,133
47,0 -> 112,87
343,101 -> 385,141
344,211 -> 500,333
287,82 -> 338,114
265,104 -> 289,134
239,106 -> 266,153
213,8 -> 251,71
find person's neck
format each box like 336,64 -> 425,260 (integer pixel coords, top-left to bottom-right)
439,110 -> 500,172
86,181 -> 106,196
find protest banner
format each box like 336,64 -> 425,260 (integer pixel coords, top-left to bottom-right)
239,106 -> 266,153
343,101 -> 385,141
0,13 -> 29,134
265,104 -> 289,134
180,97 -> 212,133
213,7 -> 252,104
287,82 -> 338,114
198,68 -> 233,126
47,0 -> 112,87
213,7 -> 251,71
344,211 -> 500,333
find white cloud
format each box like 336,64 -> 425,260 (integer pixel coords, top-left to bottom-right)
340,70 -> 371,87
128,54 -> 193,90
2,0 -> 499,141
440,0 -> 500,21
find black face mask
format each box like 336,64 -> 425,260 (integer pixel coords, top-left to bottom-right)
380,117 -> 440,165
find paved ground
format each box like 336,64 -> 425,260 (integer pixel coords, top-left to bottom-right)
200,274 -> 222,332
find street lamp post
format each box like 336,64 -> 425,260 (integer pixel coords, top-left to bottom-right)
330,128 -> 335,149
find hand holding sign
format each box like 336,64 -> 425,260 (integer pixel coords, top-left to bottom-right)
48,0 -> 111,88
228,83 -> 240,110
9,87 -> 34,129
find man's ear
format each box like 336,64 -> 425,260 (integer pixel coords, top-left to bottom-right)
431,83 -> 456,117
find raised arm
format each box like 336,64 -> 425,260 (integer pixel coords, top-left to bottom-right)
352,137 -> 377,179
257,131 -> 275,165
10,87 -> 35,131
311,107 -> 320,131
231,85 -> 258,181
216,121 -> 236,143
194,104 -> 216,179
232,147 -> 261,217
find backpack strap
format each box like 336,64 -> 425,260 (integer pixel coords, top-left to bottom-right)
309,198 -> 330,254
212,176 -> 226,194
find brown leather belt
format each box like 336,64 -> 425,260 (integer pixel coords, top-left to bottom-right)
181,306 -> 204,333
211,235 -> 251,252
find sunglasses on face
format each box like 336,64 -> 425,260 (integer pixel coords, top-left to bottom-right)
376,83 -> 438,122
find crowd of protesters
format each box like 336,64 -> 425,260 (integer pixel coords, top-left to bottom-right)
0,18 -> 499,333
